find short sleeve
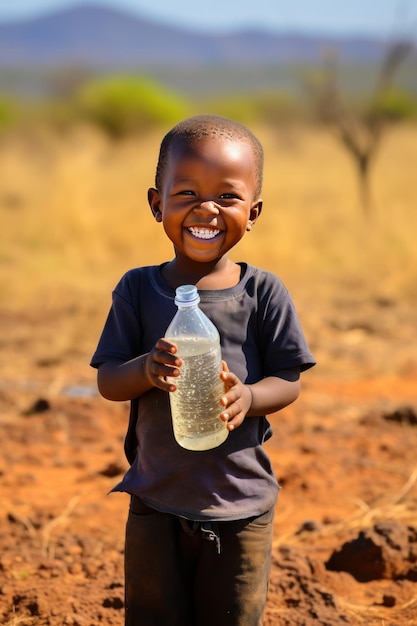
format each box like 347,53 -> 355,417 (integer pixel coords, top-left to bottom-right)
90,273 -> 142,368
258,277 -> 316,376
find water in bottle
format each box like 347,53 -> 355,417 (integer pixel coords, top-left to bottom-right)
165,285 -> 228,451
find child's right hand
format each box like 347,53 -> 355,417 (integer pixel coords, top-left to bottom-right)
144,338 -> 182,392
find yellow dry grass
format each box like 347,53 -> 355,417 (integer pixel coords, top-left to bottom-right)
1,121 -> 416,363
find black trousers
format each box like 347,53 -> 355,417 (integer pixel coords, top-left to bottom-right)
124,496 -> 274,626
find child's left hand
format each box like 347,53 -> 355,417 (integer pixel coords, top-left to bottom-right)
219,361 -> 253,431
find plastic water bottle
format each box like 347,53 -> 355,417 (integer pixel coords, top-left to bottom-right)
165,285 -> 228,451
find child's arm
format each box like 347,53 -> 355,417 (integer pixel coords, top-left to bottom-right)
97,338 -> 182,401
220,363 -> 300,431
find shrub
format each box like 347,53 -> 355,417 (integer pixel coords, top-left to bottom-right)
74,75 -> 190,137
0,96 -> 19,130
372,88 -> 417,121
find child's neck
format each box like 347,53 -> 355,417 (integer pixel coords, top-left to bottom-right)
162,257 -> 241,290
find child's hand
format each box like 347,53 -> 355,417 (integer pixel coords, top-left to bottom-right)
219,361 -> 253,431
144,338 -> 182,392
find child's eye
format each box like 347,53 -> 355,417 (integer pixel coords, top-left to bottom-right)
177,190 -> 195,196
220,193 -> 240,200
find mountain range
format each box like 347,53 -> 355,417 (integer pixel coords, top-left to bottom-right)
0,3 -> 396,70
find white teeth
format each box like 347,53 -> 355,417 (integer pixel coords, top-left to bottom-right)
188,227 -> 220,240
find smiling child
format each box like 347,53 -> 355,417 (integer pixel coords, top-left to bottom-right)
91,114 -> 315,626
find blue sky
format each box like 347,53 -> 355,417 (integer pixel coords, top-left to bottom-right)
0,0 -> 415,36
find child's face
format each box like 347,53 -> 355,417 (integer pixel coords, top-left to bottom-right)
148,136 -> 262,266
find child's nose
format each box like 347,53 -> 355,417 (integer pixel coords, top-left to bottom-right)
195,200 -> 220,214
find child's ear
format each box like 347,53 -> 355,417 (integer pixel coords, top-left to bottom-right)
246,199 -> 263,231
148,187 -> 162,222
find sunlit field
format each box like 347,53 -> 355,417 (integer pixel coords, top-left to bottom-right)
1,121 -> 417,625
1,121 -> 416,382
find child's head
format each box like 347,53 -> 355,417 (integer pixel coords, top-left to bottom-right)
148,114 -> 264,268
155,114 -> 264,199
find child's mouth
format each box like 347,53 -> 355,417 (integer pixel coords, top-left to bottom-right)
188,227 -> 220,240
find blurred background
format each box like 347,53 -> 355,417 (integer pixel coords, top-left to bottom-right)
0,0 -> 416,385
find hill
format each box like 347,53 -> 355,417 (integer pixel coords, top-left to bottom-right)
0,2 -> 393,69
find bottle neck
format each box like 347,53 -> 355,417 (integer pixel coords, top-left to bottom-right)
176,303 -> 199,311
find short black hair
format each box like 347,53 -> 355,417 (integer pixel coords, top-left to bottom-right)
155,114 -> 264,198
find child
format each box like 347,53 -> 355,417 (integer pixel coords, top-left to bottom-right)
91,114 -> 315,626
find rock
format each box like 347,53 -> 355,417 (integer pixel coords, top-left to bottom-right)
295,519 -> 323,534
98,461 -> 124,477
102,596 -> 124,610
383,406 -> 417,425
23,398 -> 51,415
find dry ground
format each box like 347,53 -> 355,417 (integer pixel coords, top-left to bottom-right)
1,122 -> 416,625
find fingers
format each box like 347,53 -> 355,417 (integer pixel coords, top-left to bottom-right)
220,382 -> 252,430
147,339 -> 182,391
220,366 -> 238,397
220,408 -> 242,431
220,389 -> 244,430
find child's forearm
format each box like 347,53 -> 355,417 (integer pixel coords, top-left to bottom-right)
97,355 -> 153,402
246,376 -> 301,417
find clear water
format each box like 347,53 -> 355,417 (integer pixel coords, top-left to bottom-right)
167,336 -> 228,451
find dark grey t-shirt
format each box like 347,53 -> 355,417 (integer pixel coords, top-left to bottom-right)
91,263 -> 315,521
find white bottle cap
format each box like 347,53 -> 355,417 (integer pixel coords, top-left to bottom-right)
174,285 -> 200,307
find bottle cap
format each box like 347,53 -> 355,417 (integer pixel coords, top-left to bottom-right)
175,284 -> 200,307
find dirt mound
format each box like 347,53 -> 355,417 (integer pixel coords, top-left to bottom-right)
326,520 -> 417,582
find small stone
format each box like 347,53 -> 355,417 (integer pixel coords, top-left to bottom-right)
296,519 -> 322,534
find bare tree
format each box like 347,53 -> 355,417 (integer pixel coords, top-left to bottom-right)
308,40 -> 414,216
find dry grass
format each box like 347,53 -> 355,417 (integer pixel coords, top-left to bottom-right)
3,618 -> 36,626
6,495 -> 81,559
273,464 -> 417,549
255,123 -> 417,295
3,609 -> 36,626
1,121 -> 416,357
339,596 -> 417,625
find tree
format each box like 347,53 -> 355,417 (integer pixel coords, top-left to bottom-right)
308,40 -> 414,216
